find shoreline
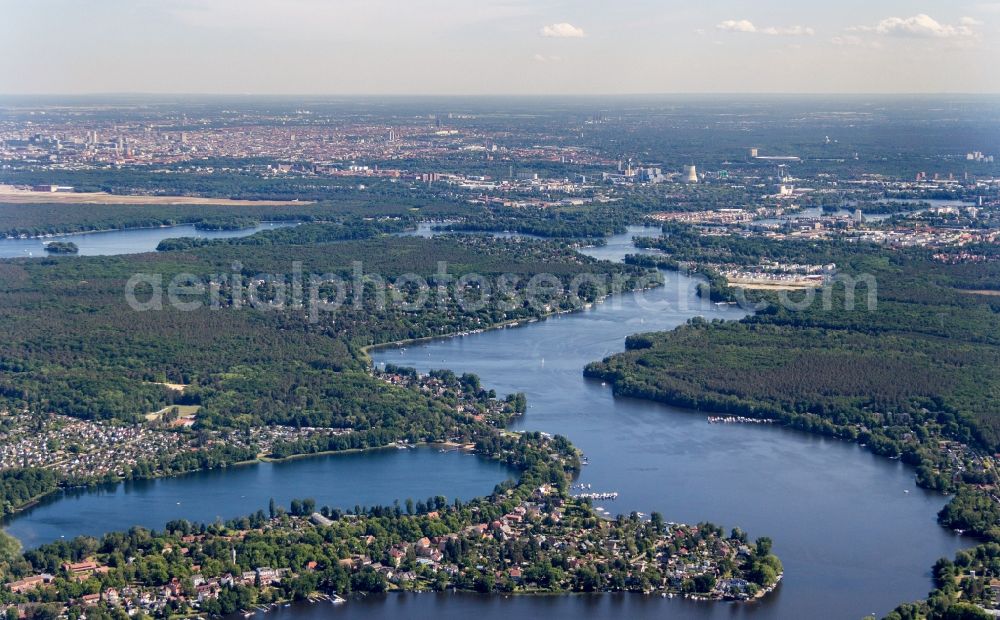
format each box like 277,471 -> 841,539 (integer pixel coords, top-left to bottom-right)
0,440 -> 491,534
0,294 -> 616,533
359,284 -> 662,364
235,569 -> 784,619
241,577 -> 785,618
0,220 -> 302,242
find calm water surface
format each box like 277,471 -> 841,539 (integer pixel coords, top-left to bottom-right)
3,448 -> 515,548
0,222 -> 296,258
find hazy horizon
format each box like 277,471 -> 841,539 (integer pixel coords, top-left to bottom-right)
2,0 -> 998,96
3,92 -> 1000,99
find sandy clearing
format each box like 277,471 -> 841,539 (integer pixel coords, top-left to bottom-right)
0,185 -> 312,206
726,279 -> 823,291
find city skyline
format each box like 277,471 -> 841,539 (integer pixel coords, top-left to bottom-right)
2,0 -> 999,95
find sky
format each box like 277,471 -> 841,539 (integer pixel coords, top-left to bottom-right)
1,0 -> 999,95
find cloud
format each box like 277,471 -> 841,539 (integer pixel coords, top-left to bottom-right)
540,22 -> 585,38
852,14 -> 977,38
716,19 -> 756,33
761,25 -> 815,36
532,53 -> 563,63
960,16 -> 984,26
716,20 -> 814,36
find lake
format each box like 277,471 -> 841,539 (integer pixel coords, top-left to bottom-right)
0,222 -> 297,258
2,448 -> 515,548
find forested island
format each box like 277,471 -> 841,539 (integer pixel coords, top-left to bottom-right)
41,241 -> 77,254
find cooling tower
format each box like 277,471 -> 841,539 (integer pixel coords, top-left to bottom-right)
683,164 -> 698,184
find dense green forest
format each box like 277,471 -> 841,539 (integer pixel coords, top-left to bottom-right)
0,470 -> 60,518
0,231 -> 650,431
0,168 -> 455,203
885,543 -> 1000,620
439,204 -> 653,238
41,242 -> 77,255
601,227 -> 1000,450
588,317 -> 1000,449
154,219 -> 406,251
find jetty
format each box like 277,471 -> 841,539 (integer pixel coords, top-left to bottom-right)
707,416 -> 775,425
574,491 -> 619,500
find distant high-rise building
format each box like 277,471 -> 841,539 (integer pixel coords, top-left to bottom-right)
748,147 -> 758,159
683,164 -> 698,184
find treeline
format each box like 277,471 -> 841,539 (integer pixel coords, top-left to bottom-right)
0,168 -> 462,205
42,242 -> 77,255
439,204 -> 638,238
885,543 -> 1000,620
605,226 -> 1000,450
587,319 -> 991,447
633,222 -> 883,267
0,469 -> 60,518
192,217 -> 262,231
0,193 -> 467,239
624,253 -> 741,303
937,488 -> 1000,541
156,220 -> 406,251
